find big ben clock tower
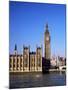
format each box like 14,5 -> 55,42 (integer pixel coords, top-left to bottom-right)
44,24 -> 51,60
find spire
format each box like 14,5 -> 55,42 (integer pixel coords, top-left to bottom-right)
14,44 -> 17,55
14,44 -> 17,51
45,23 -> 49,34
46,23 -> 48,31
46,23 -> 48,30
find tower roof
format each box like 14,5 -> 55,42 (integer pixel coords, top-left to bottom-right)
46,23 -> 48,29
45,23 -> 49,34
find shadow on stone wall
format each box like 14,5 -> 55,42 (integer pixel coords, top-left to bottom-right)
42,57 -> 51,73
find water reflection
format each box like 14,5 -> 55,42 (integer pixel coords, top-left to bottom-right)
9,72 -> 66,89
35,74 -> 41,78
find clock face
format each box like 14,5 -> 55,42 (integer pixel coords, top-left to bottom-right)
46,37 -> 49,41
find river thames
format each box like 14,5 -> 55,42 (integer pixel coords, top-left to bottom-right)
9,71 -> 66,89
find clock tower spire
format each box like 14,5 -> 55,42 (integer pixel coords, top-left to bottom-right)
44,23 -> 51,60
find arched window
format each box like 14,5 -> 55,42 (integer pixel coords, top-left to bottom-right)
20,58 -> 23,69
13,58 -> 15,69
17,58 -> 19,70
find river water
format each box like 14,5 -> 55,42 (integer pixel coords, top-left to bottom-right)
9,72 -> 66,89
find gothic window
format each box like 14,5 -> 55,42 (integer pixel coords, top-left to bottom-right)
13,58 -> 15,64
9,58 -> 12,68
13,63 -> 15,68
13,58 -> 15,69
17,58 -> 19,70
20,58 -> 23,67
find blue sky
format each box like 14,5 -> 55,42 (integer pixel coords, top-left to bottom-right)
9,1 -> 66,57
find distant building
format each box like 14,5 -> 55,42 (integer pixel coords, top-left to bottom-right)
50,56 -> 66,68
51,56 -> 56,67
58,56 -> 66,66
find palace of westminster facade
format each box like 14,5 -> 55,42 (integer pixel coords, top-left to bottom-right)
9,24 -> 51,72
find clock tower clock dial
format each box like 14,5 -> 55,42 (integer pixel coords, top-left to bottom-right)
46,36 -> 49,41
44,24 -> 51,60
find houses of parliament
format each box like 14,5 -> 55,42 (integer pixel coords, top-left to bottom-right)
9,24 -> 51,72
